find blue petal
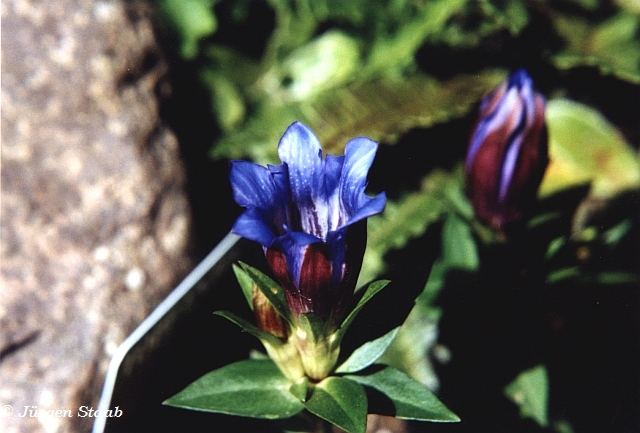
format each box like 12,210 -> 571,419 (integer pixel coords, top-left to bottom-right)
272,233 -> 316,290
324,154 -> 344,198
324,153 -> 346,231
339,137 -> 379,215
278,122 -> 323,207
232,208 -> 277,247
345,192 -> 387,226
229,160 -> 279,210
278,122 -> 327,237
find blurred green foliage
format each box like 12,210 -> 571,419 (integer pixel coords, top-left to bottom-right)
504,365 -> 550,427
156,0 -> 639,430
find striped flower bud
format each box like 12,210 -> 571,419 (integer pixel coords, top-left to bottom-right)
465,69 -> 549,231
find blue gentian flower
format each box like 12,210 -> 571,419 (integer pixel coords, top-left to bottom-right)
230,122 -> 386,329
465,69 -> 548,230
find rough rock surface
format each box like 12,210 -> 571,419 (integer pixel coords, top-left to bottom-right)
1,1 -> 192,432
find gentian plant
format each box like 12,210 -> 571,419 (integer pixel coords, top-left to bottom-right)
164,122 -> 459,432
465,69 -> 548,233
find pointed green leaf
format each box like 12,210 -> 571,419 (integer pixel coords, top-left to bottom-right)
504,365 -> 549,427
336,280 -> 390,342
305,376 -> 367,433
346,366 -> 459,422
377,306 -> 441,391
336,327 -> 400,374
442,213 -> 478,271
239,261 -> 294,325
232,263 -> 255,311
545,236 -> 566,260
602,219 -> 632,246
164,359 -> 304,419
547,266 -> 581,283
289,377 -> 309,402
297,312 -> 327,344
214,310 -> 281,347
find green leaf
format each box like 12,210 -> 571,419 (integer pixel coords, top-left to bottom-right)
547,266 -> 581,283
261,30 -> 362,102
436,0 -> 529,48
305,376 -> 368,433
336,327 -> 400,374
545,236 -> 566,260
377,306 -> 441,391
602,219 -> 633,245
504,364 -> 549,427
360,181 -> 445,285
365,0 -> 467,74
359,167 -> 472,285
442,213 -> 479,271
200,70 -> 246,132
213,310 -> 281,347
164,359 -> 304,419
594,271 -> 640,285
297,312 -> 327,344
551,11 -> 640,83
336,280 -> 390,342
232,263 -> 255,311
158,0 -> 217,59
346,366 -> 459,422
239,262 -> 294,325
211,71 -> 506,165
541,99 -> 640,199
289,377 -> 309,402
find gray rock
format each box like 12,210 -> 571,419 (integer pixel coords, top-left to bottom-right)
1,1 -> 192,432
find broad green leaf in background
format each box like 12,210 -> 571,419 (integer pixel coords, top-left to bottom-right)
158,0 -> 218,59
540,99 -> 640,199
504,364 -> 549,427
211,71 -> 506,164
259,30 -> 362,102
336,327 -> 400,374
163,359 -> 304,418
551,11 -> 640,83
346,366 -> 460,421
305,377 -> 368,433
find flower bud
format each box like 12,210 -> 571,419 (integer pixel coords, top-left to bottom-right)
465,69 -> 549,230
253,286 -> 306,381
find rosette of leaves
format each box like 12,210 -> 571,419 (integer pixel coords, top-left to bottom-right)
164,263 -> 459,433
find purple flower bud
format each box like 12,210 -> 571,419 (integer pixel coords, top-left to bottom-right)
230,122 -> 386,331
252,286 -> 289,340
465,69 -> 549,230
